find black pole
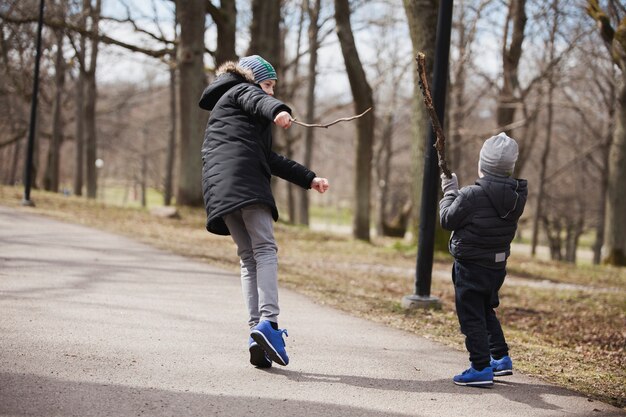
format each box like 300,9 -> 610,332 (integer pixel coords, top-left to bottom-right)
403,0 -> 453,309
22,0 -> 45,206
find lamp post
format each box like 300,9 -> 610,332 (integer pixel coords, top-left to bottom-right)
22,0 -> 45,207
402,0 -> 454,310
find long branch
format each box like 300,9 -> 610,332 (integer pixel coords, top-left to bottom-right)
290,107 -> 371,129
416,52 -> 451,178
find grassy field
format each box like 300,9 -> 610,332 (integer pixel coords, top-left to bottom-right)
1,185 -> 624,409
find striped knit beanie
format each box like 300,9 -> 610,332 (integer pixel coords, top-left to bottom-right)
238,55 -> 277,84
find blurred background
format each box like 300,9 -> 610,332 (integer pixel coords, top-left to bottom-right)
0,0 -> 624,266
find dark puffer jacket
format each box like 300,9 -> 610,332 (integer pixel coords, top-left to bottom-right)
439,175 -> 528,268
199,63 -> 316,236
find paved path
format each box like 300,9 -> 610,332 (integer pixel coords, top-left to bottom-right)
0,206 -> 622,417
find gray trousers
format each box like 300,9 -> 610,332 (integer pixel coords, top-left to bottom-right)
223,204 -> 279,328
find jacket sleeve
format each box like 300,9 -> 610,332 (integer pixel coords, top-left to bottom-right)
439,188 -> 474,231
269,151 -> 316,189
235,85 -> 291,122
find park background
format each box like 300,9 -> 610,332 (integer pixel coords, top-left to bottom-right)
0,0 -> 624,409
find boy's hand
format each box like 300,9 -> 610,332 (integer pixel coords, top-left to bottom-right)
274,111 -> 292,129
311,177 -> 329,193
441,173 -> 458,195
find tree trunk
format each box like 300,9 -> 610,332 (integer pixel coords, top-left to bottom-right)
164,59 -> 177,206
44,28 -> 65,193
164,13 -> 178,206
282,2 -> 306,224
565,220 -> 582,264
542,214 -> 563,261
0,27 -> 23,186
248,0 -> 281,68
285,136 -> 296,223
175,0 -> 206,206
73,2 -> 86,196
450,20 -> 465,174
84,0 -> 100,199
84,60 -> 97,198
587,0 -> 626,265
376,112 -> 394,236
141,128 -> 148,208
531,0 -> 558,256
402,0 -> 438,242
497,0 -> 526,135
209,0 -> 237,66
297,0 -> 321,227
9,140 -> 21,186
335,0 -> 375,241
593,130 -> 611,264
73,50 -> 85,195
603,81 -> 626,265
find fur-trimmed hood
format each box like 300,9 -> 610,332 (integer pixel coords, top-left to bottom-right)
198,61 -> 256,111
215,61 -> 256,83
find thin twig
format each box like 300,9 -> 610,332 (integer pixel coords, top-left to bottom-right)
416,52 -> 451,178
291,107 -> 372,128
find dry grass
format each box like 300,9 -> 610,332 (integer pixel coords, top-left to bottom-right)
1,185 -> 624,408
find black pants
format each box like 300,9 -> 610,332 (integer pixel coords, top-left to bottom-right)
452,260 -> 509,370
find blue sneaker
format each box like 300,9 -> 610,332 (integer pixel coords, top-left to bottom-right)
249,337 -> 272,368
491,355 -> 513,376
250,320 -> 289,366
453,366 -> 494,386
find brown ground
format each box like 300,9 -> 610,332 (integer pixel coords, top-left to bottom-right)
1,185 -> 624,408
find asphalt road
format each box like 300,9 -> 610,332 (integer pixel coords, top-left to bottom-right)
0,205 -> 622,417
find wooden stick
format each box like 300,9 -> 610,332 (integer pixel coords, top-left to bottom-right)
416,52 -> 452,178
290,107 -> 372,129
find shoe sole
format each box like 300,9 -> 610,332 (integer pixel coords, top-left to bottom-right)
249,343 -> 272,368
250,330 -> 288,366
453,380 -> 494,386
494,370 -> 513,376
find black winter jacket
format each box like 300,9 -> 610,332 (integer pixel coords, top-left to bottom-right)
439,175 -> 528,268
199,63 -> 316,235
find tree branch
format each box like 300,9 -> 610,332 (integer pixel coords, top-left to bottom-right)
290,107 -> 371,128
0,13 -> 173,58
0,129 -> 26,149
101,15 -> 175,46
416,52 -> 451,178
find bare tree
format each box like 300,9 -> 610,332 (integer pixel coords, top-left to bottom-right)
206,0 -> 237,66
448,0 -> 495,176
248,0 -> 281,67
367,1 -> 413,237
175,0 -> 206,206
72,1 -> 87,196
335,0 -> 375,241
0,9 -> 29,185
530,0 -> 559,256
589,67 -> 616,264
83,0 -> 101,199
43,24 -> 66,193
276,0 -> 306,224
497,0 -> 526,137
402,0 -> 438,240
295,0 -> 321,226
163,22 -> 177,206
587,0 -> 626,266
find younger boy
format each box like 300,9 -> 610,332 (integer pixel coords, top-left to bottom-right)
439,132 -> 528,386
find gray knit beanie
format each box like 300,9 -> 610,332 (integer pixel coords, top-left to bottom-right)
479,132 -> 518,177
238,55 -> 277,84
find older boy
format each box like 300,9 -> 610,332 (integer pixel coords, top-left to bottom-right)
199,55 -> 329,368
439,132 -> 528,386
